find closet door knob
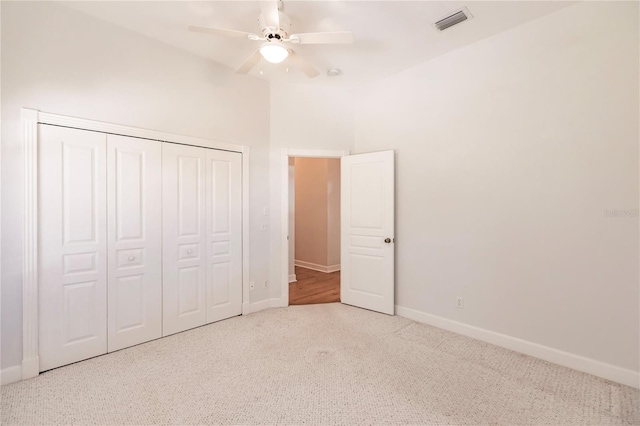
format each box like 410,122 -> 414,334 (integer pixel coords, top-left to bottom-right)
128,256 -> 135,261
384,238 -> 391,244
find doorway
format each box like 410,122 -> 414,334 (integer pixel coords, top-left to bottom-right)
283,150 -> 348,306
280,148 -> 395,313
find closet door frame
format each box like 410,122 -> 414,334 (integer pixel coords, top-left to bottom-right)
20,108 -> 251,381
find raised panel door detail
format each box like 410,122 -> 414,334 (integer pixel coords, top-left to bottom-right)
63,253 -> 97,275
349,235 -> 383,249
178,156 -> 201,237
348,254 -> 384,296
178,244 -> 200,260
63,281 -> 100,344
107,135 -> 162,352
163,143 -> 207,336
116,150 -> 144,241
115,274 -> 145,332
210,263 -> 231,307
212,241 -> 230,256
63,142 -> 98,244
115,248 -> 145,269
206,151 -> 242,323
211,160 -> 230,234
39,124 -> 107,372
178,267 -> 201,316
349,162 -> 384,230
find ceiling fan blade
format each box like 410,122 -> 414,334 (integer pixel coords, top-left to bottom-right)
260,1 -> 280,30
188,25 -> 259,40
288,51 -> 319,78
289,31 -> 354,45
235,50 -> 262,74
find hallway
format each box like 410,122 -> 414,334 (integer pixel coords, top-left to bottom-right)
289,267 -> 340,305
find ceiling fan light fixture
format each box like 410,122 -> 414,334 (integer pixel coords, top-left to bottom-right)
259,42 -> 289,63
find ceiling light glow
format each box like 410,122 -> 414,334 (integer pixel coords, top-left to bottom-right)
259,42 -> 289,64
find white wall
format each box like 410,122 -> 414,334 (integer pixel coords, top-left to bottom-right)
1,2 -> 271,370
269,83 -> 354,299
293,157 -> 340,269
354,1 -> 639,373
295,158 -> 330,267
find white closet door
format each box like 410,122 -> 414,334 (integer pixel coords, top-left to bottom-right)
206,150 -> 242,323
107,135 -> 162,351
39,125 -> 108,371
162,143 -> 207,336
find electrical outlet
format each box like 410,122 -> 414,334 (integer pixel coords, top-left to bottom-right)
263,280 -> 269,289
456,297 -> 464,309
263,207 -> 270,216
250,281 -> 255,291
260,222 -> 269,231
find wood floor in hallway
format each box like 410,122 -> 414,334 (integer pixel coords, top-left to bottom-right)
289,266 -> 340,305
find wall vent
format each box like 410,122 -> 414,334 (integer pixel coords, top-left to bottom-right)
434,7 -> 473,31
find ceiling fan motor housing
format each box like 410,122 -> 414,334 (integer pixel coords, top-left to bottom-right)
259,11 -> 291,39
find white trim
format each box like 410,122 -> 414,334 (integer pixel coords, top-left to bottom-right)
241,147 -> 251,314
22,108 -> 251,382
280,148 -> 349,308
37,111 -> 242,153
287,149 -> 349,158
280,149 -> 289,309
288,274 -> 297,283
396,305 -> 640,389
1,366 -> 22,386
242,298 -> 282,315
22,109 -> 39,380
294,260 -> 341,273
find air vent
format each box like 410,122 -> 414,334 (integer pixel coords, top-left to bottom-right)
435,7 -> 473,31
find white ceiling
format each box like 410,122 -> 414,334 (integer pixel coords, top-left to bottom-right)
61,1 -> 574,86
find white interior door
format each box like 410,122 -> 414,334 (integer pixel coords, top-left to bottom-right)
205,150 -> 242,323
162,143 -> 207,336
107,134 -> 162,351
340,150 -> 395,315
39,125 -> 108,371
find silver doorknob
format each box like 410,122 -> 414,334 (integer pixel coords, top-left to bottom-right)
384,238 -> 391,244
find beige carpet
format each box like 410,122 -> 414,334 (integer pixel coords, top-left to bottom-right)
1,303 -> 639,425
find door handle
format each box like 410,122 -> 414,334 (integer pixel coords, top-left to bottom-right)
384,238 -> 392,244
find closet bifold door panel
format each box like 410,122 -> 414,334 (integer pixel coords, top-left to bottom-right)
107,135 -> 162,352
38,120 -> 244,369
39,125 -> 108,371
206,150 -> 242,323
162,143 -> 208,336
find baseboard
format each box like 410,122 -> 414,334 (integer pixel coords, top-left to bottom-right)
395,305 -> 640,389
243,298 -> 282,315
1,365 -> 22,385
288,274 -> 297,283
294,260 -> 341,273
22,357 -> 40,380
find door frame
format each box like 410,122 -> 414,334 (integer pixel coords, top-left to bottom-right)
21,108 -> 251,380
279,148 -> 350,307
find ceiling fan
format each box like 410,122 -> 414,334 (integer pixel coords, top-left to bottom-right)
188,1 -> 354,78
